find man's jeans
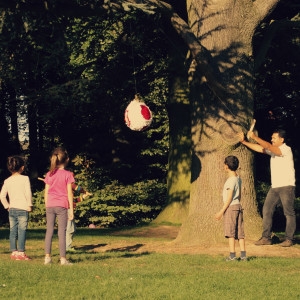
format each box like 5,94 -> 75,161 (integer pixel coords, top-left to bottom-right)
262,186 -> 296,241
9,208 -> 29,252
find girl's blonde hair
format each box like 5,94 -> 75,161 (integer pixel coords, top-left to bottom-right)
49,147 -> 69,175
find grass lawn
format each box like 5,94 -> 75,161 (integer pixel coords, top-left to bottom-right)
0,228 -> 299,300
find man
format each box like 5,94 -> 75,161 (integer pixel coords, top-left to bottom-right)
238,129 -> 296,247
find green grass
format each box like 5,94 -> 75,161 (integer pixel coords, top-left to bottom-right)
0,228 -> 300,299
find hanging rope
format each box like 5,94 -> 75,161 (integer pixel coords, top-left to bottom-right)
129,22 -> 138,95
213,92 -> 248,130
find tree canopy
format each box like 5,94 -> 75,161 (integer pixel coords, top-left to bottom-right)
0,1 -> 299,235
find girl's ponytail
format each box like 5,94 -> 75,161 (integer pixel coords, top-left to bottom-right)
49,147 -> 69,176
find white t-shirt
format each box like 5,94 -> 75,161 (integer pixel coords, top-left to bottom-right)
222,176 -> 241,206
0,174 -> 32,210
265,143 -> 295,188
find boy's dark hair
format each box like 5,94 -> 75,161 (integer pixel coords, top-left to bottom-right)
273,129 -> 286,140
7,155 -> 25,173
224,156 -> 239,171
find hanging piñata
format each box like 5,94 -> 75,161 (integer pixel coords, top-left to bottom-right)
124,94 -> 153,131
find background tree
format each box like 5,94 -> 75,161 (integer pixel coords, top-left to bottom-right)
0,1 -> 298,239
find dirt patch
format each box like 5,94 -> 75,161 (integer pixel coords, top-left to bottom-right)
93,226 -> 300,258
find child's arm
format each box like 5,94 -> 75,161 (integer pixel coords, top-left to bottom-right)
44,184 -> 49,207
67,183 -> 74,220
25,177 -> 33,212
72,183 -> 86,194
215,189 -> 234,220
0,182 -> 9,210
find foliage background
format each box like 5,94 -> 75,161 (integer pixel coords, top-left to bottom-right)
0,1 -> 299,229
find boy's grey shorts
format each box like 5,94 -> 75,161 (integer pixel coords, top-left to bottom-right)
223,204 -> 245,239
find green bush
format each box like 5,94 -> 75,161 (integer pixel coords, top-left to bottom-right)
255,181 -> 271,213
29,191 -> 47,227
29,178 -> 165,228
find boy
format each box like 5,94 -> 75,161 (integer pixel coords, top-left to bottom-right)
215,156 -> 248,261
66,182 -> 92,251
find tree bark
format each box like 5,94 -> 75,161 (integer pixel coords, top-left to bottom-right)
154,63 -> 191,224
176,0 -> 280,244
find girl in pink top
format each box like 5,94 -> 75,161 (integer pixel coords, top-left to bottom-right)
44,147 -> 74,265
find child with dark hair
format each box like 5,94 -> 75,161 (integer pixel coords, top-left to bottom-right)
0,155 -> 32,260
215,156 -> 248,261
44,147 -> 74,265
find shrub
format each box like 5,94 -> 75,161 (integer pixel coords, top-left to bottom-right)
29,178 -> 166,228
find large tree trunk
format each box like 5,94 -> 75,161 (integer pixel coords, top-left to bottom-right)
154,21 -> 191,224
154,70 -> 191,224
175,0 -> 279,244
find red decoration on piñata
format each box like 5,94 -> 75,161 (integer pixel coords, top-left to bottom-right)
124,95 -> 153,131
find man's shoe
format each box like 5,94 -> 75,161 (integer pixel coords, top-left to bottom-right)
254,237 -> 272,246
279,239 -> 293,247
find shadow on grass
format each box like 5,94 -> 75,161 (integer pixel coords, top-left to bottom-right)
107,244 -> 144,252
70,251 -> 151,263
75,243 -> 107,251
73,243 -> 145,253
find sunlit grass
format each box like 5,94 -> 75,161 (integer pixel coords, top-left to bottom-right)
0,228 -> 299,299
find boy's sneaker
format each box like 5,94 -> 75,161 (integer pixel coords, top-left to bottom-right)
60,258 -> 72,265
66,248 -> 77,253
16,252 -> 31,261
240,256 -> 249,261
44,256 -> 52,265
10,251 -> 19,260
254,237 -> 272,246
279,239 -> 293,247
225,256 -> 238,261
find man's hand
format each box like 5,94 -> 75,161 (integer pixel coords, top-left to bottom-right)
247,130 -> 256,140
238,132 -> 245,143
27,207 -> 32,212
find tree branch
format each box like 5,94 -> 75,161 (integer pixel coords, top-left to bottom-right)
0,0 -> 227,99
253,0 -> 281,24
169,13 -> 227,98
254,19 -> 300,71
140,1 -> 228,98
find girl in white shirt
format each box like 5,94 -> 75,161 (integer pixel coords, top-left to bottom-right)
0,156 -> 32,260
